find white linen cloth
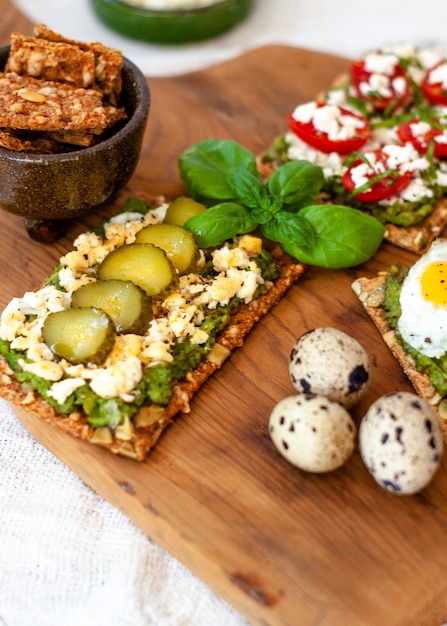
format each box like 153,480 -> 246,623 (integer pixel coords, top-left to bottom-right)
0,398 -> 249,626
3,1 -> 447,625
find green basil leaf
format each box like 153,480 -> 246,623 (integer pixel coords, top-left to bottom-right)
260,194 -> 283,214
227,169 -> 267,209
266,160 -> 324,211
282,204 -> 385,268
178,139 -> 261,203
184,202 -> 257,248
251,194 -> 283,224
251,205 -> 273,224
261,211 -> 315,250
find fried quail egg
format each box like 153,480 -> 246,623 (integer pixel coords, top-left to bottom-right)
359,391 -> 443,495
289,327 -> 370,409
398,238 -> 447,358
269,393 -> 356,473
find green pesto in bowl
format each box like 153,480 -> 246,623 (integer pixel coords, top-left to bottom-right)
90,0 -> 255,45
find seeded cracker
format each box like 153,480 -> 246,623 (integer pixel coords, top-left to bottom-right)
0,25 -> 126,151
5,32 -> 97,90
0,128 -> 64,153
0,72 -> 126,134
351,274 -> 447,440
0,200 -> 306,461
33,24 -> 123,106
41,130 -> 95,148
258,48 -> 447,255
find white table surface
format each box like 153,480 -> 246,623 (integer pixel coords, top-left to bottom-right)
12,0 -> 447,76
3,1 -> 447,625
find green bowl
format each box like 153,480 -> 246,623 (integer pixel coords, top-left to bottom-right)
90,0 -> 255,44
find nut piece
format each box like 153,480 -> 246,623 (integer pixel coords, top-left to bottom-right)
17,88 -> 47,103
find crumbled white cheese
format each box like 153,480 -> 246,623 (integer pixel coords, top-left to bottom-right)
0,286 -> 70,342
21,359 -> 64,382
286,132 -> 345,178
291,102 -> 366,142
87,356 -> 143,400
47,377 -> 86,404
427,61 -> 447,88
383,144 -> 429,172
392,75 -> 407,96
398,177 -> 433,202
141,340 -> 174,365
348,143 -> 432,204
364,52 -> 399,76
360,73 -> 393,99
409,120 -> 432,139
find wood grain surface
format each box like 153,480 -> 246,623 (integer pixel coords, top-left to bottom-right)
2,2 -> 447,625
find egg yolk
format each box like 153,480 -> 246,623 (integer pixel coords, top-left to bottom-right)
421,261 -> 447,305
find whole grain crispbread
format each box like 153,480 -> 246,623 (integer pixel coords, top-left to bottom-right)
258,60 -> 447,256
351,274 -> 447,440
0,236 -> 306,462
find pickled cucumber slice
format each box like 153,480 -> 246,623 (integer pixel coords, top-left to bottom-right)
164,196 -> 207,227
97,243 -> 176,297
135,223 -> 198,274
42,307 -> 116,365
71,280 -> 153,334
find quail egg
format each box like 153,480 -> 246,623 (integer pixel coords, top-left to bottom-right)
289,327 -> 370,409
359,391 -> 444,495
269,393 -> 356,473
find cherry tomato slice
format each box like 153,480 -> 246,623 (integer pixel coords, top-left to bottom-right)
342,148 -> 413,203
287,102 -> 370,154
397,118 -> 447,158
351,55 -> 410,111
421,60 -> 447,106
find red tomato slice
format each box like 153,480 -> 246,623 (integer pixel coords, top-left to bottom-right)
351,56 -> 410,111
397,118 -> 447,158
421,60 -> 447,106
342,148 -> 413,203
287,103 -> 370,154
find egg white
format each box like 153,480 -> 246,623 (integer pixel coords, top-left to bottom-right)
398,238 -> 447,358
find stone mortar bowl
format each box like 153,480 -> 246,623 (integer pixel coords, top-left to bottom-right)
0,45 -> 150,241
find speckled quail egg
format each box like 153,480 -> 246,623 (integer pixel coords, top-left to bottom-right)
359,391 -> 444,495
289,327 -> 370,409
269,393 -> 356,473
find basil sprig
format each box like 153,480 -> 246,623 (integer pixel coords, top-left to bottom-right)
179,139 -> 385,268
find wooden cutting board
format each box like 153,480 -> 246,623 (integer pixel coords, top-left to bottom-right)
2,5 -> 447,625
